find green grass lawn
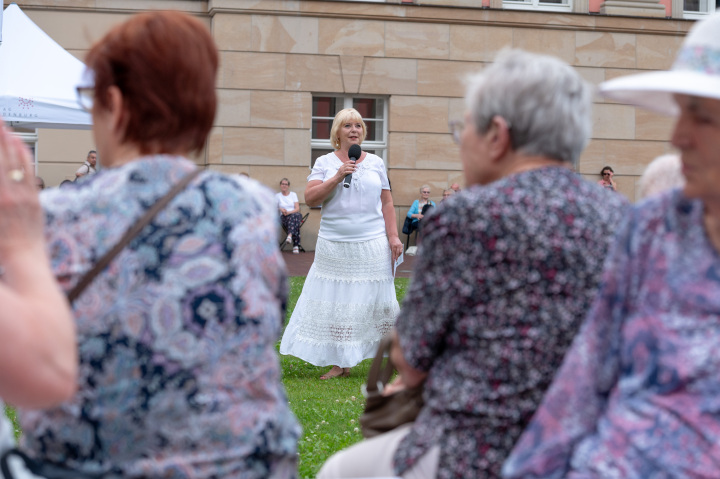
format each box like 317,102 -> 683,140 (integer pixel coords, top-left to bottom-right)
4,275 -> 411,479
283,276 -> 410,478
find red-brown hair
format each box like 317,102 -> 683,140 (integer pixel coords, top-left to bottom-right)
84,11 -> 218,155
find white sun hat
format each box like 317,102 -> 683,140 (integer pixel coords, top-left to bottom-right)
599,12 -> 720,116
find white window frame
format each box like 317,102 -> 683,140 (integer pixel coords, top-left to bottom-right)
13,130 -> 39,174
683,0 -> 716,19
311,95 -> 389,164
502,0 -> 572,12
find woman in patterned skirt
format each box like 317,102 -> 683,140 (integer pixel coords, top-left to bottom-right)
280,107 -> 403,380
319,49 -> 627,478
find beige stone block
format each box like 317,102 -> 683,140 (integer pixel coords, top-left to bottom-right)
450,25 -> 513,62
575,67 -> 606,90
594,15 -> 689,34
416,134 -> 461,170
575,32 -> 636,69
206,127 -> 224,166
489,9 -> 595,28
386,21 -> 450,60
219,52 -> 286,90
613,176 -> 636,202
389,169 -> 452,206
251,15 -> 318,54
604,140 -> 670,175
250,91 -> 311,128
636,34 -> 684,71
284,129 -> 313,167
27,11 -> 131,50
578,139 -> 606,173
593,104 -> 635,140
636,109 -> 675,142
95,0 -> 207,12
37,128 -> 95,165
223,127 -> 285,165
388,133 -> 418,169
318,18 -> 385,57
285,55 -> 343,92
417,60 -> 482,97
599,2 -> 667,18
513,28 -> 576,65
360,58 -> 417,95
216,90 -> 251,127
390,97 -> 450,134
340,56 -> 366,94
448,98 -> 466,123
213,13 -> 252,51
207,164 -> 251,176
601,68 -> 648,104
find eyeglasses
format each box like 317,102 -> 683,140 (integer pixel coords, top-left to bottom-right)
421,190 -> 430,194
76,87 -> 94,112
449,117 -> 513,146
449,120 -> 463,145
602,172 -> 611,176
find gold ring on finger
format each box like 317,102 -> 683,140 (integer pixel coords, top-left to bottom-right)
8,169 -> 24,182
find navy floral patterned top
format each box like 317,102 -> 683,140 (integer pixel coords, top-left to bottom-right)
393,166 -> 627,479
19,156 -> 301,478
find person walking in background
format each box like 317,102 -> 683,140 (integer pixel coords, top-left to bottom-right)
19,11 -> 300,478
276,177 -> 303,254
597,165 -> 617,191
74,149 -> 97,179
504,13 -> 720,479
280,107 -> 403,380
319,49 -> 627,479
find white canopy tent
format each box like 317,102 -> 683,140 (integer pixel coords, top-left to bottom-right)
0,3 -> 91,129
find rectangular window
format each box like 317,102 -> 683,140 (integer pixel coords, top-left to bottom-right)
503,0 -> 572,11
684,0 -> 715,17
311,95 -> 387,167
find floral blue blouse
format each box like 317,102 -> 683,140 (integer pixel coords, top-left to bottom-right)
394,167 -> 627,479
19,156 -> 301,478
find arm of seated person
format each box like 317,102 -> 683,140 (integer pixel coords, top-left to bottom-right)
0,129 -> 77,408
389,329 -> 427,390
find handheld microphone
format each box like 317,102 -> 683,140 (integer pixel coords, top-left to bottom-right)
344,144 -> 362,189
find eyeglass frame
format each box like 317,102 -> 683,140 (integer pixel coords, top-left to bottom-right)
448,116 -> 513,147
76,86 -> 94,113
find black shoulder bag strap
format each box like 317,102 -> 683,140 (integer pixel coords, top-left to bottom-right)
67,168 -> 203,304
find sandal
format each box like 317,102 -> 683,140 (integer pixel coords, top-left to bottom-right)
320,366 -> 347,380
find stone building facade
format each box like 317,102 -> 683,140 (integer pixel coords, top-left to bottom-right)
15,0 -> 704,249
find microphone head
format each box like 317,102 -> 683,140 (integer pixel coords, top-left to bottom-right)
348,144 -> 362,161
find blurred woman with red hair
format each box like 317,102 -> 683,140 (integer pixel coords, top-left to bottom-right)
16,11 -> 300,479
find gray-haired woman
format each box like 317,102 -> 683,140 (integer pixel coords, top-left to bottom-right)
319,49 -> 627,479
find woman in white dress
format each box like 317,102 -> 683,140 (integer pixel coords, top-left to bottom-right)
280,108 -> 403,380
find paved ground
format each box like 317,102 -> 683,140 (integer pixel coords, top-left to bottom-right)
280,250 -> 418,278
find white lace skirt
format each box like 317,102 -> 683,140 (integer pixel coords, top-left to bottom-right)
280,236 -> 399,368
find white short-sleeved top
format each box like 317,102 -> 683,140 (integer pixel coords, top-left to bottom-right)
275,191 -> 298,211
308,152 -> 390,242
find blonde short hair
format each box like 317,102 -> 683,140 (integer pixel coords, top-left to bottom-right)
420,184 -> 431,193
330,108 -> 367,150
